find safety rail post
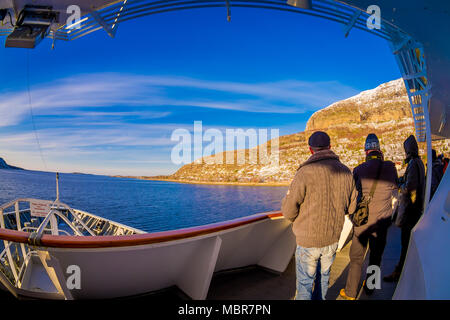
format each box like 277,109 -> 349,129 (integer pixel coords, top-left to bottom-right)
0,208 -> 19,282
0,242 -> 19,298
15,201 -> 28,259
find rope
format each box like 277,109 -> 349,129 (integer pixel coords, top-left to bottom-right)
26,50 -> 48,170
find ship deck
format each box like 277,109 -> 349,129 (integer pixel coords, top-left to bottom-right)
0,224 -> 402,301
207,224 -> 401,300
130,223 -> 402,301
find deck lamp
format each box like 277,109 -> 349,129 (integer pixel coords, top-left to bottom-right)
286,0 -> 312,9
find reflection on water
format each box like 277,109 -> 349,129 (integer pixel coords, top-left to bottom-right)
0,169 -> 288,232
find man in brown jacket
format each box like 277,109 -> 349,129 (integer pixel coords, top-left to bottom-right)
282,131 -> 357,300
340,134 -> 399,300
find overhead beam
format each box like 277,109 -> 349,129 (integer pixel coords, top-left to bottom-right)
343,10 -> 361,38
90,10 -> 116,38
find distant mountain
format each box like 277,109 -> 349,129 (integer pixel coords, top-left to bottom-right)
0,157 -> 23,170
149,78 -> 449,185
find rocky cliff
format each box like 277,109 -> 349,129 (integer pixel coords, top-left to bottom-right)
306,79 -> 412,131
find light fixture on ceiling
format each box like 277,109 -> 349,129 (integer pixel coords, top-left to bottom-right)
5,5 -> 58,49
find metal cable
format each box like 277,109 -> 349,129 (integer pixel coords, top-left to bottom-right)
26,51 -> 48,170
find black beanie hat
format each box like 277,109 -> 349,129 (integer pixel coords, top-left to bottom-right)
365,133 -> 380,151
308,131 -> 331,148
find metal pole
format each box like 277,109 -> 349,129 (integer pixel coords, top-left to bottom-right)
56,172 -> 60,202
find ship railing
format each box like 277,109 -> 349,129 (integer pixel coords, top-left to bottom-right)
0,198 -> 97,294
0,198 -> 140,239
0,240 -> 23,291
22,226 -> 71,236
32,204 -> 88,240
0,209 -> 284,299
0,211 -> 284,249
72,209 -> 142,236
0,238 -> 44,297
0,199 -> 95,238
0,198 -> 140,297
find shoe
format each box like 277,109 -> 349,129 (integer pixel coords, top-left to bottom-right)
339,289 -> 356,300
362,280 -> 374,296
383,271 -> 401,282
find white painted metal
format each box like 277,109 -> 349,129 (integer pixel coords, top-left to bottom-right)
34,216 -> 295,300
14,202 -> 27,261
337,215 -> 352,252
388,37 -> 434,212
56,173 -> 60,202
0,210 -> 354,300
0,197 -> 299,299
393,169 -> 450,299
342,0 -> 450,139
73,208 -> 144,234
0,208 -> 19,283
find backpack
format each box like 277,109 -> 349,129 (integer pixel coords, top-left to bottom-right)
350,162 -> 383,227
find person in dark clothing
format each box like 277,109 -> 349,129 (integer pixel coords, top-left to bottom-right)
340,134 -> 399,300
384,135 -> 425,282
431,149 -> 444,199
442,156 -> 449,174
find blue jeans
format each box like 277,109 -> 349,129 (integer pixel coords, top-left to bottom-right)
295,242 -> 338,300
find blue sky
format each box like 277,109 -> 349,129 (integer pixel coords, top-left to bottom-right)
0,7 -> 401,176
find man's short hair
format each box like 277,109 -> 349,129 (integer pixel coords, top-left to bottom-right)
310,146 -> 329,152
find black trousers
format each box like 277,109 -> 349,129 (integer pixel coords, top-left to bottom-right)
395,209 -> 422,273
395,224 -> 414,273
344,227 -> 388,298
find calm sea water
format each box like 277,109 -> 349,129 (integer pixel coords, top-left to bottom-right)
0,169 -> 288,233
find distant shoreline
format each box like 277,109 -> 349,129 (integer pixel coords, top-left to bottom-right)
113,176 -> 290,187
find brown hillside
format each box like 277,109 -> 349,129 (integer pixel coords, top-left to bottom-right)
152,79 -> 449,185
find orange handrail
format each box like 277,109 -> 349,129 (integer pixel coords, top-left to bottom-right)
0,211 -> 283,249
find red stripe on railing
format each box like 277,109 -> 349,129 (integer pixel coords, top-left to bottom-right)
0,211 -> 283,249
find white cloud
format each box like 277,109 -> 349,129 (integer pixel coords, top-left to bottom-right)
0,72 -> 359,175
0,72 -> 358,127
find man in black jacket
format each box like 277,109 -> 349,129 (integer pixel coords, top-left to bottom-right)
340,134 -> 398,300
384,135 -> 425,282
